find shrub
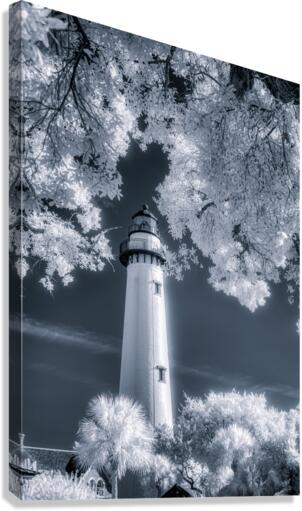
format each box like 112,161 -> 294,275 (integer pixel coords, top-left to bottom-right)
22,471 -> 98,501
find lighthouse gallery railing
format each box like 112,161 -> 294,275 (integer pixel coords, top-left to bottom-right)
119,238 -> 166,261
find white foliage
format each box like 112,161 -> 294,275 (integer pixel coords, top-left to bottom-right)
141,454 -> 177,496
22,471 -> 97,501
76,394 -> 154,479
9,3 -> 299,311
156,391 -> 300,496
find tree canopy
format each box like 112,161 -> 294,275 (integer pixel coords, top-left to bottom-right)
9,2 -> 299,311
75,394 -> 153,498
150,391 -> 299,497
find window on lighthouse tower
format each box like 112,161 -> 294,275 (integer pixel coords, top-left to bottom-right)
157,366 -> 167,383
154,281 -> 162,295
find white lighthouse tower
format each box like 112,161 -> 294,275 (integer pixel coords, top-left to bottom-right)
119,204 -> 173,427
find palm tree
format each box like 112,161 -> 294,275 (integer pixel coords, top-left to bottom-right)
75,393 -> 154,498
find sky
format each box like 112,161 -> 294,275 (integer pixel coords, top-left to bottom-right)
10,140 -> 299,450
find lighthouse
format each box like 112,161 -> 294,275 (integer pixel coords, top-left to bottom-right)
119,204 -> 173,427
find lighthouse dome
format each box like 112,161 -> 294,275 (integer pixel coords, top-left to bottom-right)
128,204 -> 159,238
131,203 -> 157,221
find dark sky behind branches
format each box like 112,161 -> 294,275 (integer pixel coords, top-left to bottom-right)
10,140 -> 299,449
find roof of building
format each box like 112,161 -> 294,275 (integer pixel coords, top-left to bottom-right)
9,440 -> 112,496
161,484 -> 192,498
9,439 -> 73,472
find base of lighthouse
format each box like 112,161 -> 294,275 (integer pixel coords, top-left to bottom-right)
119,260 -> 173,428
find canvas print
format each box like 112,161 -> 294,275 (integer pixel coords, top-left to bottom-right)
9,0 -> 299,501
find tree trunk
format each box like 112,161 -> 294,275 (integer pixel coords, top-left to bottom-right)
111,470 -> 118,499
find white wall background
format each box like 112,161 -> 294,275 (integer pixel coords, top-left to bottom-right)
0,0 -> 301,509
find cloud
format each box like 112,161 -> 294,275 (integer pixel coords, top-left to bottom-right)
10,315 -> 121,356
174,363 -> 251,387
26,361 -> 112,390
174,362 -> 298,402
250,383 -> 299,400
